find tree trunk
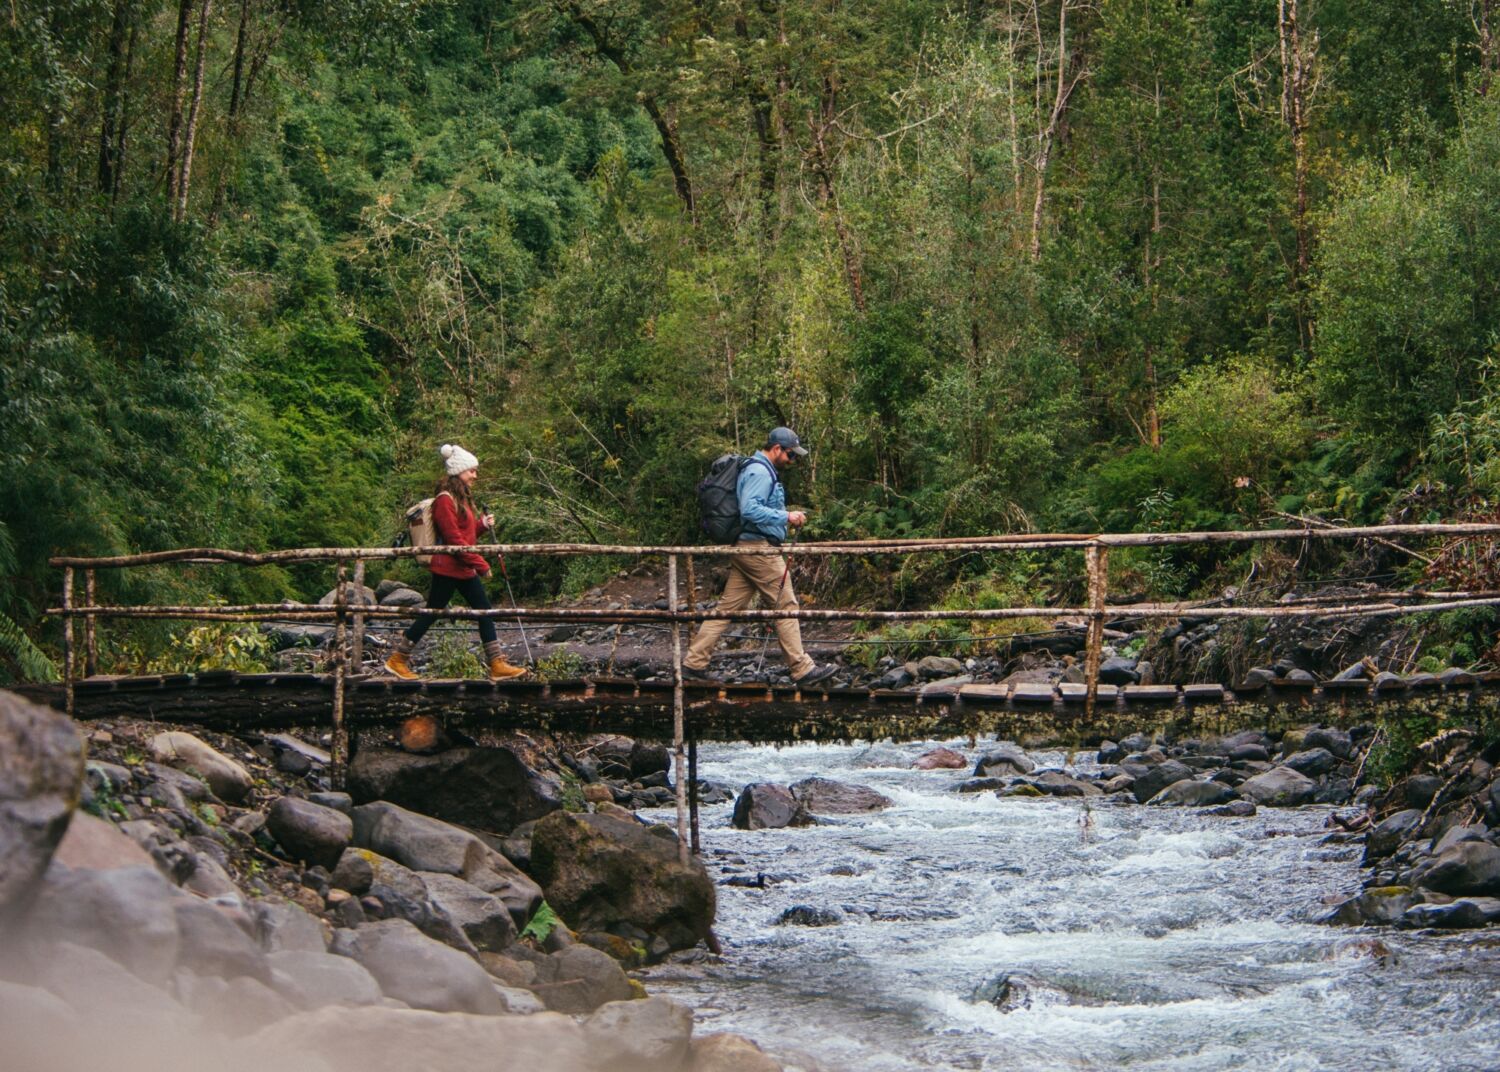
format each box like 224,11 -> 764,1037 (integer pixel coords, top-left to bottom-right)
1278,0 -> 1316,346
97,0 -> 131,200
1029,0 -> 1078,261
808,79 -> 866,314
1477,0 -> 1497,96
174,0 -> 213,221
164,0 -> 194,200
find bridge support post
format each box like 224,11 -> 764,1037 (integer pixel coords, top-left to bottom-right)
669,554 -> 689,864
688,726 -> 700,855
84,569 -> 98,678
1084,544 -> 1109,721
331,564 -> 349,788
62,567 -> 74,717
351,559 -> 366,674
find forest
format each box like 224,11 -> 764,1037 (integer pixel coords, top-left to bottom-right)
4,0 -> 1500,681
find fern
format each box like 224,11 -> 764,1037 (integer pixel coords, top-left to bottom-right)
0,612 -> 59,684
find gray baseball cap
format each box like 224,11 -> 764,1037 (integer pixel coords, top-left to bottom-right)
767,426 -> 809,457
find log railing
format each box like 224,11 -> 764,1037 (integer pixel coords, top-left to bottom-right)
47,522 -> 1500,862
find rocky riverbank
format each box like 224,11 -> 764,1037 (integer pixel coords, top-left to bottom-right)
0,689 -> 795,1072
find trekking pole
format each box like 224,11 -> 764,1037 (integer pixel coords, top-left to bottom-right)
483,503 -> 535,665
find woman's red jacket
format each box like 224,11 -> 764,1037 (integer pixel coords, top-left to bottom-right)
430,492 -> 491,579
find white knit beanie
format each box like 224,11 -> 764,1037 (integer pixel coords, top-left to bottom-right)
440,443 -> 479,476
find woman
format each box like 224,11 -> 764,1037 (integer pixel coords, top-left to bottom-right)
384,444 -> 528,681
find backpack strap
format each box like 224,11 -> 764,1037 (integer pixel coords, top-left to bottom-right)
741,454 -> 779,489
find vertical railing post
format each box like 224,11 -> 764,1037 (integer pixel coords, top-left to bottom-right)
331,563 -> 350,788
84,569 -> 98,678
688,727 -> 701,856
1084,543 -> 1109,721
669,554 -> 689,864
62,567 -> 75,717
351,559 -> 367,675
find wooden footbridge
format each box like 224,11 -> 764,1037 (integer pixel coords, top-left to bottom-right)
36,522 -> 1500,859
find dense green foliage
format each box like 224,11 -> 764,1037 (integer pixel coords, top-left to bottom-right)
4,0 -> 1500,679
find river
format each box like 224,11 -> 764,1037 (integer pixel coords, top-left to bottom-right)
641,739 -> 1500,1072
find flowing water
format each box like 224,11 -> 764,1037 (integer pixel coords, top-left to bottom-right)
640,739 -> 1500,1072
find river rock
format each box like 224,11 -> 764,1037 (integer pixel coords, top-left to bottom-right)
1335,885 -> 1415,925
319,583 -> 377,607
1304,727 -> 1353,759
1148,780 -> 1236,807
1031,770 -> 1102,797
1097,656 -> 1139,685
349,802 -> 543,926
51,811 -> 156,872
331,918 -> 503,1014
0,690 -> 84,923
1228,743 -> 1271,763
253,899 -> 327,953
1404,775 -> 1443,810
419,872 -> 518,952
1401,898 -> 1500,929
1432,825 -> 1490,856
1280,748 -> 1338,778
690,1033 -> 783,1072
789,777 -> 892,814
1237,767 -> 1317,807
267,796 -> 353,870
1205,800 -> 1257,817
775,905 -> 844,927
913,748 -> 966,770
147,731 -> 253,803
174,896 -> 272,983
24,864 -> 181,983
248,1004 -> 592,1072
529,810 -> 715,955
348,746 -> 563,833
1365,809 -> 1425,861
971,971 -> 1073,1012
1415,841 -> 1500,897
915,656 -> 964,680
1130,760 -> 1195,804
35,940 -> 194,1031
975,744 -> 1035,777
583,996 -> 695,1072
380,587 -> 426,608
530,945 -> 635,1013
1096,741 -> 1126,764
732,784 -> 814,830
956,777 -> 1011,793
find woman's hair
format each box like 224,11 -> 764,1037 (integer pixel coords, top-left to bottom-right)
435,473 -> 475,521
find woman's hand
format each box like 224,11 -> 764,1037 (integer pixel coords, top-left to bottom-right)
481,512 -> 495,529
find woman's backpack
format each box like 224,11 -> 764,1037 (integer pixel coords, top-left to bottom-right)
402,492 -> 451,566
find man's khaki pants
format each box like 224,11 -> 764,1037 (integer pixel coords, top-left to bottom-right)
683,540 -> 815,679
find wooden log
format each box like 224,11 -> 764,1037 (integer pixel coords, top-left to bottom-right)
351,559 -> 367,674
1084,544 -> 1108,722
688,725 -> 700,856
669,554 -> 688,865
62,567 -> 74,717
84,569 -> 98,678
331,565 -> 349,788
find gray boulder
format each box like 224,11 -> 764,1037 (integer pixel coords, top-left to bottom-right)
147,731 -> 253,803
348,746 -> 562,834
35,941 -> 194,1031
174,971 -> 295,1037
1237,767 -> 1317,807
583,997 -> 695,1072
1030,770 -> 1103,797
24,864 -> 181,983
974,744 -> 1036,777
331,918 -> 504,1014
253,899 -> 327,953
0,690 -> 84,923
530,810 -> 715,955
789,777 -> 892,814
915,655 -> 964,679
319,584 -> 377,607
1130,760 -> 1195,804
173,896 -> 272,983
1304,728 -> 1353,759
379,587 -> 426,608
350,802 -> 544,927
267,796 -> 353,870
267,949 -> 384,1010
1401,898 -> 1500,929
530,944 -> 635,1014
1148,780 -> 1236,807
732,784 -> 813,830
1097,657 -> 1139,685
420,872 -> 518,952
1365,809 -> 1425,860
1280,748 -> 1338,778
1416,842 -> 1500,897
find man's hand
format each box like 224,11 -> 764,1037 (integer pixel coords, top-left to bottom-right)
787,510 -> 807,528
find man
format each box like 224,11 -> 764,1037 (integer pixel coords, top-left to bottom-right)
684,427 -> 839,685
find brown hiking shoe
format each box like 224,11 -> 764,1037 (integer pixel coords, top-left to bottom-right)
488,657 -> 529,681
384,650 -> 418,680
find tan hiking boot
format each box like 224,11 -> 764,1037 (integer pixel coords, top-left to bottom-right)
384,650 -> 418,680
488,657 -> 528,681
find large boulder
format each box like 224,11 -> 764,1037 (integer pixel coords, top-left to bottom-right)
348,746 -> 562,833
1415,842 -> 1500,897
349,802 -> 543,927
530,945 -> 635,1014
419,872 -> 518,952
0,690 -> 84,923
147,731 -> 253,803
788,777 -> 892,815
247,1004 -> 592,1072
1280,748 -> 1338,778
23,865 -> 181,983
974,744 -> 1036,777
1365,809 -> 1425,861
583,997 -> 694,1072
1148,780 -> 1236,807
731,784 -> 812,830
330,918 -> 504,1014
529,810 -> 715,955
173,896 -> 272,983
266,949 -> 384,1010
1237,767 -> 1317,807
913,747 -> 966,770
267,796 -> 353,870
691,1033 -> 783,1072
1129,760 -> 1195,804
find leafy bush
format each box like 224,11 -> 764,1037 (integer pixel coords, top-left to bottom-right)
145,621 -> 274,674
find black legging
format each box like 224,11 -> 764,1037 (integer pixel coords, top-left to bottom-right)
404,574 -> 497,646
